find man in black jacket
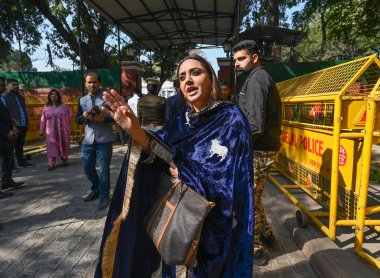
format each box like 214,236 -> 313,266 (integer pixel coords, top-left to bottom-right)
2,78 -> 35,168
0,77 -> 23,196
233,40 -> 282,266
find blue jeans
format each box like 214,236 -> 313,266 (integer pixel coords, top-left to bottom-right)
81,142 -> 113,198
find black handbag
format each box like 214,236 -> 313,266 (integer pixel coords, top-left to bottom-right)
144,173 -> 215,266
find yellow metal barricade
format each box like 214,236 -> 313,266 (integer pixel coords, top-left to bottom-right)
66,95 -> 84,144
24,96 -> 45,142
270,55 -> 380,268
355,76 -> 380,268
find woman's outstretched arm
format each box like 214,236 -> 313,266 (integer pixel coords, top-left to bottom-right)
102,89 -> 150,151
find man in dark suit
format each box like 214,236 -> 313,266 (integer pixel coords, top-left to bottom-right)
2,78 -> 35,168
0,77 -> 23,196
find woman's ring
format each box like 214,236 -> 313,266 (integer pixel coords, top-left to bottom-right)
112,107 -> 117,112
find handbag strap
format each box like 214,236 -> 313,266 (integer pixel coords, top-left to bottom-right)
171,178 -> 189,202
171,177 -> 181,186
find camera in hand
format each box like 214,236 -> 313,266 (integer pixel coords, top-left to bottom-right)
89,105 -> 101,116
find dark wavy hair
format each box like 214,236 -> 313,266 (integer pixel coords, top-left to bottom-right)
232,40 -> 259,55
47,89 -> 62,106
176,54 -> 221,101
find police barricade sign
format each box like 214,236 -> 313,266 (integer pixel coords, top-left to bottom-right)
279,125 -> 363,194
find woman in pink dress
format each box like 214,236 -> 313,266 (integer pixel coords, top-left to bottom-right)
39,89 -> 73,171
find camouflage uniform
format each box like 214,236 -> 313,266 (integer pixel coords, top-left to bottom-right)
253,150 -> 278,253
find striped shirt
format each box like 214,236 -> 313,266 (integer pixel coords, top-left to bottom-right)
0,95 -> 5,106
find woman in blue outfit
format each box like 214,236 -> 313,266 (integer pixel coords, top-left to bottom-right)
95,54 -> 254,278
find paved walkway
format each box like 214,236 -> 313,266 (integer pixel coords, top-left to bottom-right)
0,144 -> 127,277
1,143 -> 379,277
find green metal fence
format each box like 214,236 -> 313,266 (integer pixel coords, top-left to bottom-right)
0,61 -> 347,89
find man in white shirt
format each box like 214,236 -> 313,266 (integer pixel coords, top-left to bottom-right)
127,91 -> 140,116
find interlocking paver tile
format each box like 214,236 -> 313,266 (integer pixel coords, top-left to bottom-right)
0,144 -> 319,277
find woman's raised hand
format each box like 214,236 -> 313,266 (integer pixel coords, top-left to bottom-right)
169,161 -> 179,179
101,89 -> 140,133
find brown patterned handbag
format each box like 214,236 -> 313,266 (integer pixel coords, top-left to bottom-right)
144,173 -> 215,266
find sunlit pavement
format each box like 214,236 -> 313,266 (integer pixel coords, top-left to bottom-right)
0,143 -> 127,277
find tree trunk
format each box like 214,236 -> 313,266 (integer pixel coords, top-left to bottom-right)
264,0 -> 280,26
320,12 -> 327,61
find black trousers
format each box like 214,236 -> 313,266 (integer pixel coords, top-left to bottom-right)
9,126 -> 27,165
0,141 -> 12,185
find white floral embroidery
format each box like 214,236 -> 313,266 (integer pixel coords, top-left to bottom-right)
185,111 -> 191,127
210,139 -> 228,161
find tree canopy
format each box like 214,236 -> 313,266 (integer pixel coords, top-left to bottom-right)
243,0 -> 301,28
0,0 -> 43,68
0,50 -> 34,72
140,44 -> 196,85
291,0 -> 380,61
25,0 -> 115,69
243,0 -> 379,61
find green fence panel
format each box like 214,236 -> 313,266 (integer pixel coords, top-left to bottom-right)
263,60 -> 347,83
0,61 -> 347,89
0,69 -> 121,89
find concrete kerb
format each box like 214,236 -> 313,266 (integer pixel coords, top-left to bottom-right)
289,223 -> 380,278
264,178 -> 380,278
